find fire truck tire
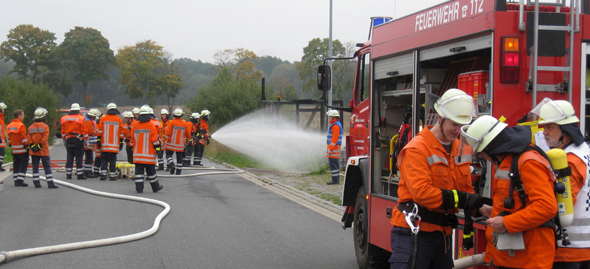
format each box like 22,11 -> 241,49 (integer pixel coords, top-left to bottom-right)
353,186 -> 390,269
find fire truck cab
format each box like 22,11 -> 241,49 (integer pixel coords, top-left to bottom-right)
318,0 -> 590,268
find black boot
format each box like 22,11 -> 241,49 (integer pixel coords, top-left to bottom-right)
158,164 -> 164,171
66,174 -> 72,180
15,180 -> 28,187
47,181 -> 58,189
110,177 -> 117,181
33,180 -> 42,188
135,182 -> 144,193
169,163 -> 176,175
100,175 -> 107,181
77,174 -> 87,180
150,181 -> 163,193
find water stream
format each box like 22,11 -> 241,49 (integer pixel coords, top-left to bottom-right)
211,110 -> 327,172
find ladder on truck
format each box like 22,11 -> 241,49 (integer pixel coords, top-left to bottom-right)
522,0 -> 580,106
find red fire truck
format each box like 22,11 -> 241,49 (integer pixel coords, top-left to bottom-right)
318,0 -> 589,268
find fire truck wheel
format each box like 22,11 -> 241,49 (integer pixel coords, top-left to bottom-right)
353,186 -> 389,269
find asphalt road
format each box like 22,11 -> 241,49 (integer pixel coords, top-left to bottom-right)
0,141 -> 358,268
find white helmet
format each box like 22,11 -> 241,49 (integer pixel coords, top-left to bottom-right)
161,108 -> 169,115
461,115 -> 508,154
34,107 -> 47,119
191,112 -> 201,119
139,106 -> 151,115
173,107 -> 183,117
201,109 -> 211,117
149,108 -> 155,115
0,102 -> 7,110
123,111 -> 134,118
530,98 -> 579,125
433,88 -> 476,125
107,103 -> 117,110
71,103 -> 81,111
132,107 -> 140,115
326,110 -> 340,117
87,108 -> 99,117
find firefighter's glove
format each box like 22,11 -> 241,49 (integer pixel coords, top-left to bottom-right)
96,138 -> 101,149
462,231 -> 475,250
124,139 -> 130,143
119,142 -> 124,151
154,145 -> 161,153
30,144 -> 42,153
24,144 -> 31,150
441,189 -> 483,210
206,138 -> 210,145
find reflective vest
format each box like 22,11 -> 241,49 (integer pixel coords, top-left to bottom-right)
85,117 -> 97,150
123,121 -> 133,147
484,150 -> 557,269
28,122 -> 50,156
562,143 -> 590,248
130,121 -> 160,165
7,119 -> 28,154
61,114 -> 88,140
97,114 -> 124,153
327,120 -> 342,159
0,113 -> 6,148
160,119 -> 169,150
164,118 -> 190,152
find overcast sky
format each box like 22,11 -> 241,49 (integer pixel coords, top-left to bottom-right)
2,0 -> 447,64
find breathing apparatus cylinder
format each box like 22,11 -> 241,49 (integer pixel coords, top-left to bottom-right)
546,148 -> 574,228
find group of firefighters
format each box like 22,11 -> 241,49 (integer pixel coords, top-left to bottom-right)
0,102 -> 210,194
389,88 -> 590,269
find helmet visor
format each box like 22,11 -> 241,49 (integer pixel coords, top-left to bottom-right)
436,95 -> 478,124
460,121 -> 500,154
528,97 -> 575,124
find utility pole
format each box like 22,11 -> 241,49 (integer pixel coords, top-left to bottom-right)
328,0 -> 333,107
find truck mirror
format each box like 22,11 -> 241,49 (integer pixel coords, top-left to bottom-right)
317,65 -> 331,91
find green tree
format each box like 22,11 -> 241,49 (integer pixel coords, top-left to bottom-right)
60,27 -> 115,107
186,67 -> 260,127
42,46 -> 74,97
295,38 -> 349,98
116,40 -> 164,107
0,24 -> 57,83
0,77 -> 60,141
213,48 -> 262,81
156,53 -> 184,112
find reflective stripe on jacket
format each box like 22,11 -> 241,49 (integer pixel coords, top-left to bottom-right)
7,119 -> 28,154
164,118 -> 190,152
484,149 -> 557,269
97,114 -> 124,153
130,121 -> 160,165
28,122 -> 49,156
327,119 -> 342,159
390,126 -> 474,234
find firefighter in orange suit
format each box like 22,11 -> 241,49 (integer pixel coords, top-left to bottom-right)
183,113 -> 197,166
122,111 -> 134,164
130,107 -> 163,193
61,103 -> 88,180
389,89 -> 480,269
97,103 -> 124,181
529,99 -> 590,269
28,108 -> 58,189
326,110 -> 342,185
193,109 -> 210,166
0,102 -> 8,172
159,108 -> 170,170
92,110 -> 102,177
164,107 -> 191,175
7,109 -> 30,187
84,108 -> 99,178
463,115 -> 558,269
